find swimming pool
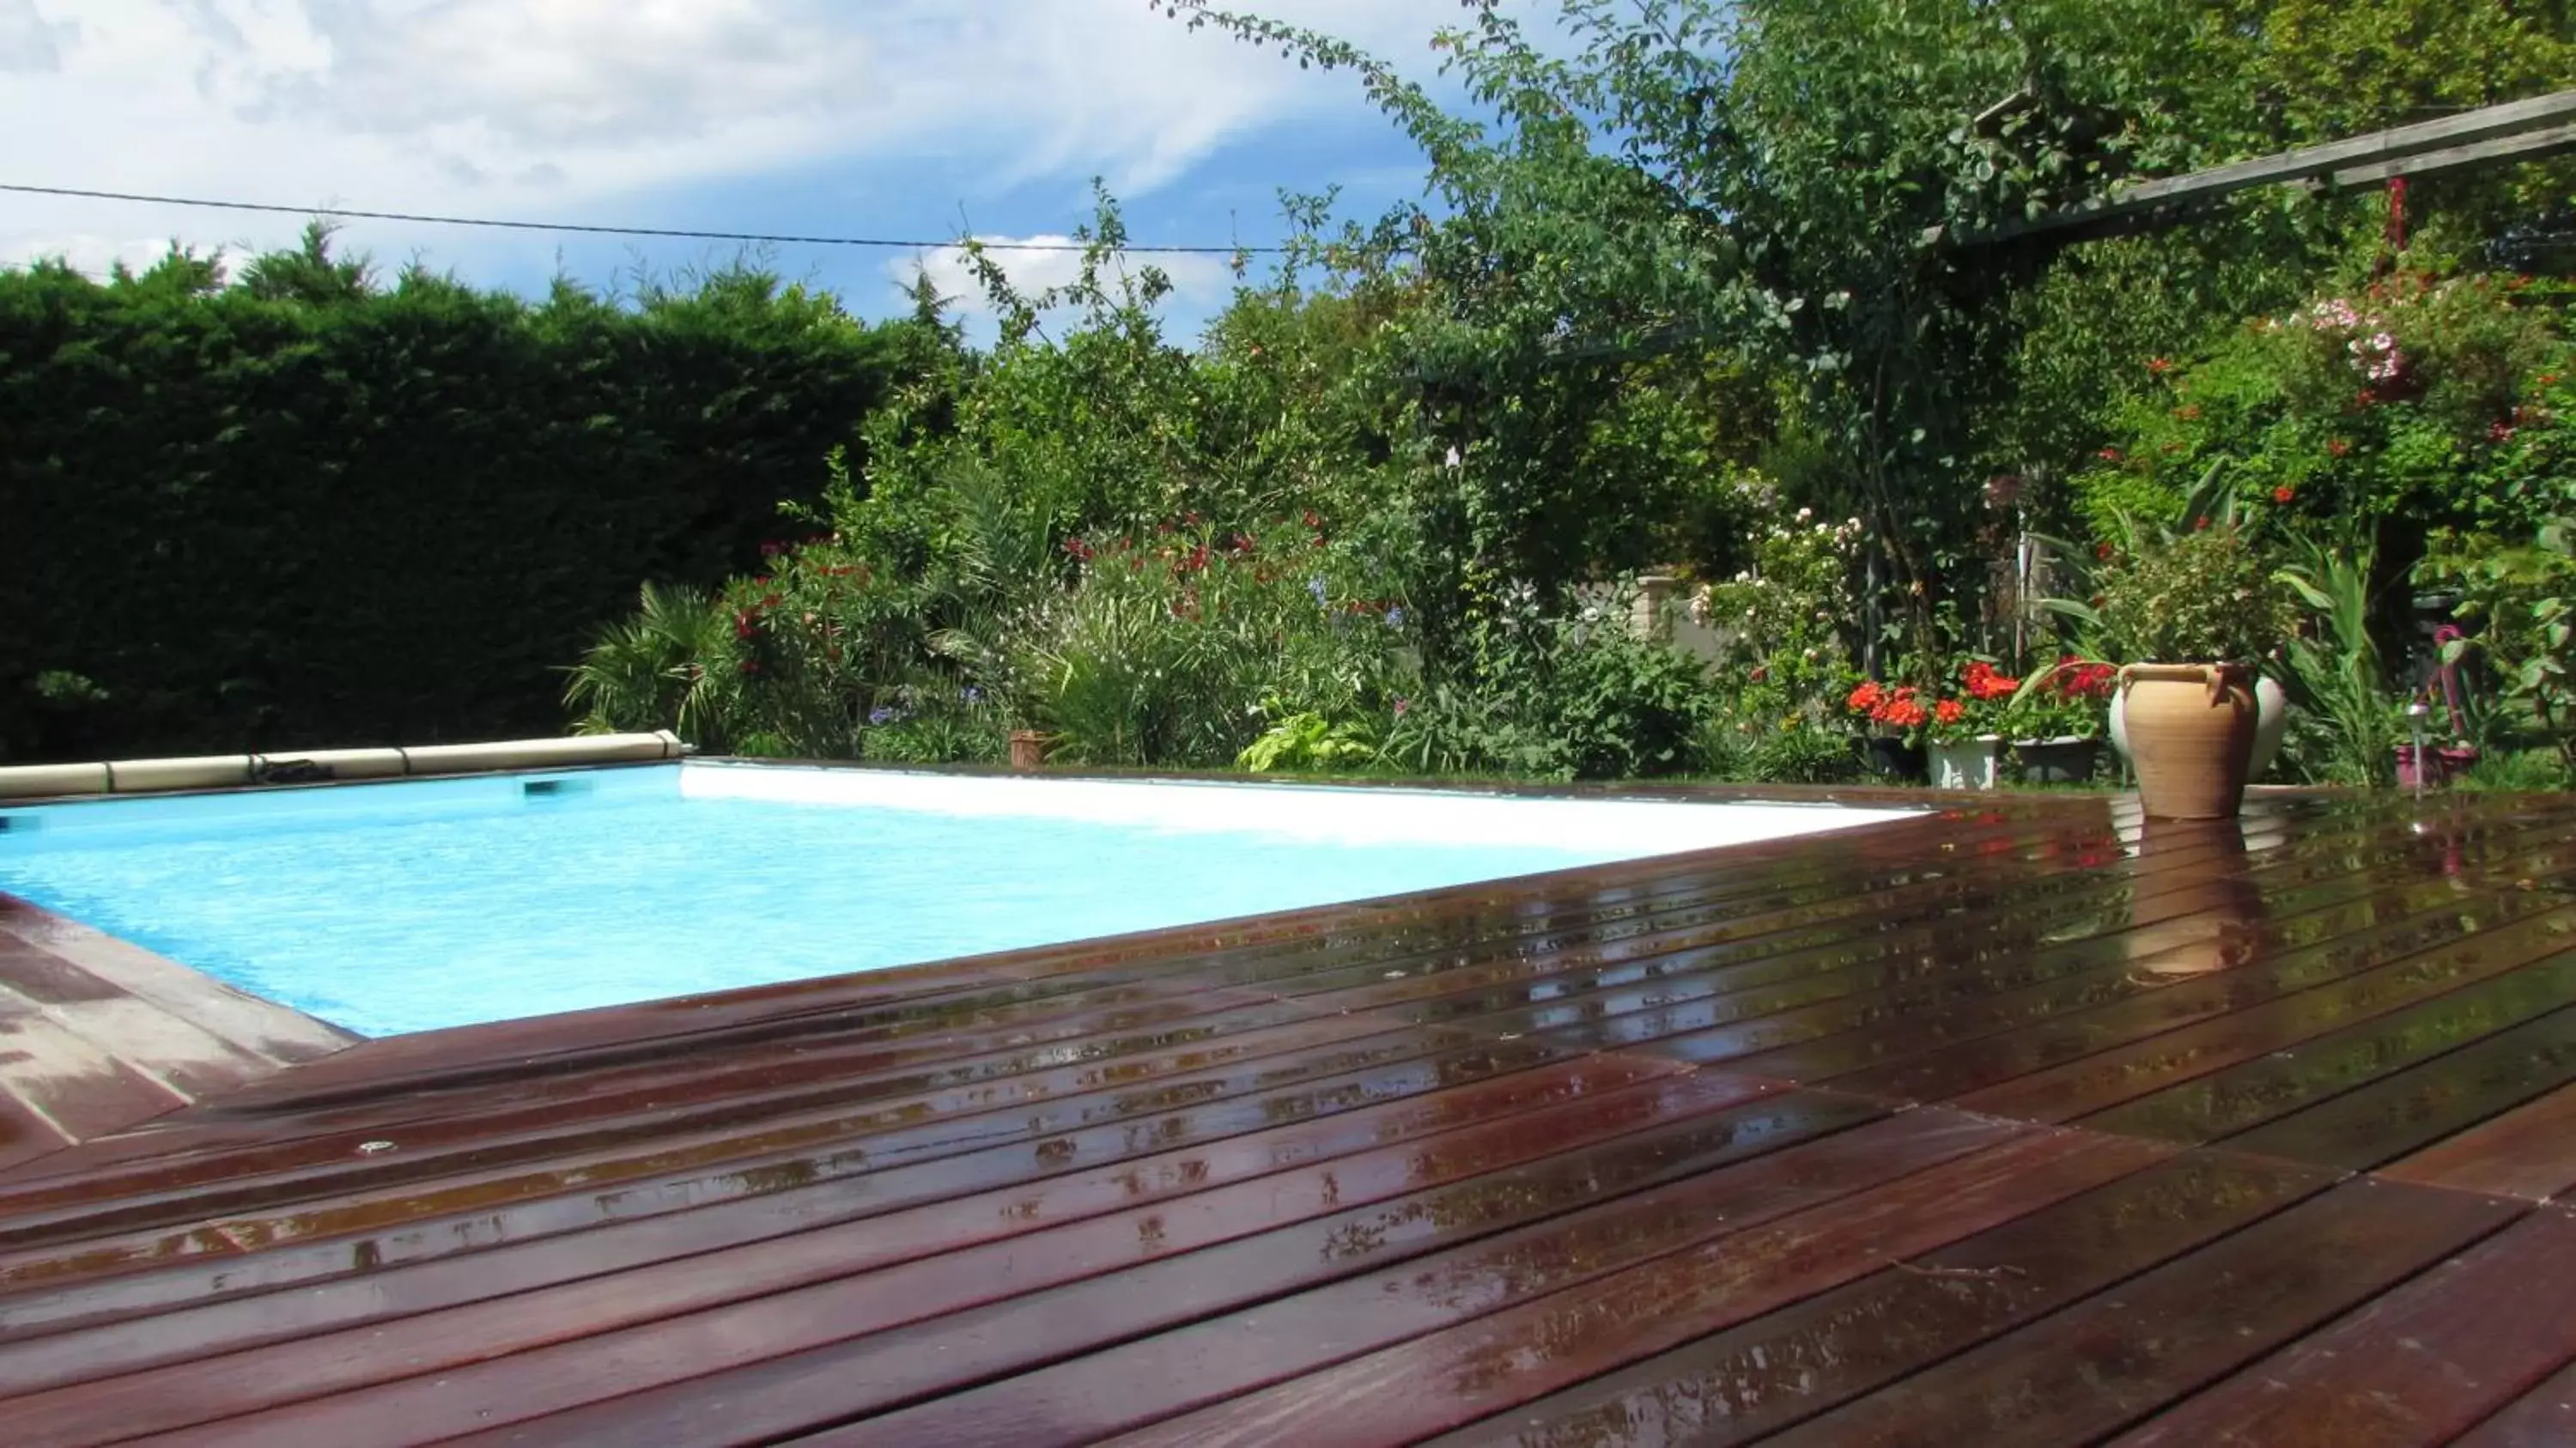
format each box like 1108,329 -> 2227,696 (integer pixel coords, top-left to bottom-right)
0,764 -> 1914,1036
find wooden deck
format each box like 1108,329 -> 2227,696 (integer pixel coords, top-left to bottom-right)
0,782 -> 2573,1445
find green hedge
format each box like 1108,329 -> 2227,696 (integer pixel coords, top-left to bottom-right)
0,252 -> 921,761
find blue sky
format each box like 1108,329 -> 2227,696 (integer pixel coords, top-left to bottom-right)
0,1 -> 1492,341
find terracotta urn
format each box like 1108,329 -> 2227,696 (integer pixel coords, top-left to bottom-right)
2120,664 -> 2257,820
2112,674 -> 2286,779
1007,730 -> 1048,770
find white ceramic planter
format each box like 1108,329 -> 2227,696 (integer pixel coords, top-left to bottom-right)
2111,674 -> 2286,778
1929,735 -> 2005,790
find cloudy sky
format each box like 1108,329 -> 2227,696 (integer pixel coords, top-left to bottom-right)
0,1 -> 1484,335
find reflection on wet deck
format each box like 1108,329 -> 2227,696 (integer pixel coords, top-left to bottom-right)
2,785 -> 2573,1445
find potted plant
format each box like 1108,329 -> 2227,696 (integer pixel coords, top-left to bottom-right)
1844,679 -> 1929,781
1923,660 -> 2020,789
2094,521 -> 2300,818
2005,655 -> 2116,783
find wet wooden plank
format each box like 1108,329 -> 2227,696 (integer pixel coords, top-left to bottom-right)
0,1005 -> 188,1145
1424,805 -> 2512,1062
2222,1003 -> 2576,1171
1732,840 -> 2576,1094
1950,904 -> 2576,1124
0,1087 -> 75,1175
2376,1081 -> 2576,1200
1411,1149 -> 2336,1448
0,942 -> 125,1005
0,906 -> 353,1068
94,1093 -> 1949,1447
21,983 -> 1320,1182
1634,822 -> 2576,1081
0,1058 -> 1724,1405
816,1129 -> 2172,1448
50,788 -> 2380,1196
2081,958 -> 2576,1151
1738,1178 -> 2521,1448
0,1034 -> 1575,1307
0,1009 -> 1420,1241
2109,1208 -> 2576,1448
2454,1358 -> 2576,1447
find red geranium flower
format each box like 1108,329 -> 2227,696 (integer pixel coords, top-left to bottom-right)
2273,486 -> 2297,504
1847,680 -> 1886,715
1935,698 -> 1965,726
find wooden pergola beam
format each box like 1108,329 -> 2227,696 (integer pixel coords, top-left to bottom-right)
1953,88 -> 2576,247
2318,120 -> 2576,189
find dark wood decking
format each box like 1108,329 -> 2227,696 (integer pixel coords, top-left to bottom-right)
0,899 -> 355,1177
0,784 -> 2573,1445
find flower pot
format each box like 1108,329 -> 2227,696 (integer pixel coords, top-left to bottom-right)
2012,736 -> 2099,785
1929,736 -> 2004,791
2120,664 -> 2257,820
2395,743 -> 2479,789
1860,735 -> 1926,782
2111,673 -> 2285,780
1007,730 -> 1049,770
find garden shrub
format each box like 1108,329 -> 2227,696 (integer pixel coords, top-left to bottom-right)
1010,520 -> 1407,768
1383,587 -> 1716,782
0,234 -> 922,761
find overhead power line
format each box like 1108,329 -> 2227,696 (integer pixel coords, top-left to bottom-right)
0,183 -> 1282,255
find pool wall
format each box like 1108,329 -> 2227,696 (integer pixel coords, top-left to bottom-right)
679,762 -> 1919,853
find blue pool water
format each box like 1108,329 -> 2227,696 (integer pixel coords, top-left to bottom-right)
0,764 -> 1892,1037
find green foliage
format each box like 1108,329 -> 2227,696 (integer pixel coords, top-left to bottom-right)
563,583 -> 744,750
2427,520 -> 2576,772
1383,590 -> 1715,782
2095,521 -> 2302,664
0,235 -> 922,761
859,693 -> 1009,766
2457,747 -> 2574,792
1008,522 -> 1406,769
1236,708 -> 1379,774
2071,260 -> 2570,544
2239,0 -> 2576,222
2275,538 -> 2403,784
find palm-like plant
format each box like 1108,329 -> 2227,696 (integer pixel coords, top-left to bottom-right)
562,582 -> 741,749
2275,538 -> 2398,786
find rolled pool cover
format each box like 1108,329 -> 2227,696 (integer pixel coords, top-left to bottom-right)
0,731 -> 690,800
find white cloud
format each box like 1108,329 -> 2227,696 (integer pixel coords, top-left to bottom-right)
0,231 -> 171,276
888,235 -> 1240,321
0,1 -> 1470,281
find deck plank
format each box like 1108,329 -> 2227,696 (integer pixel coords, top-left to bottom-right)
92,1091 -> 1946,1447
1408,1149 -> 2339,1448
0,1032 -> 1571,1302
0,1056 -> 1712,1398
2106,1207 -> 2576,1448
2374,1080 -> 2576,1200
2454,1356 -> 2576,1446
2081,965 -> 2576,1151
1735,1177 -> 2521,1448
816,1129 -> 2172,1448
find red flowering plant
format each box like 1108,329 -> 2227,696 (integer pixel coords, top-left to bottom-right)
2069,264 -> 2567,544
1844,678 -> 1932,745
2002,654 -> 2117,742
1928,659 -> 2021,744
